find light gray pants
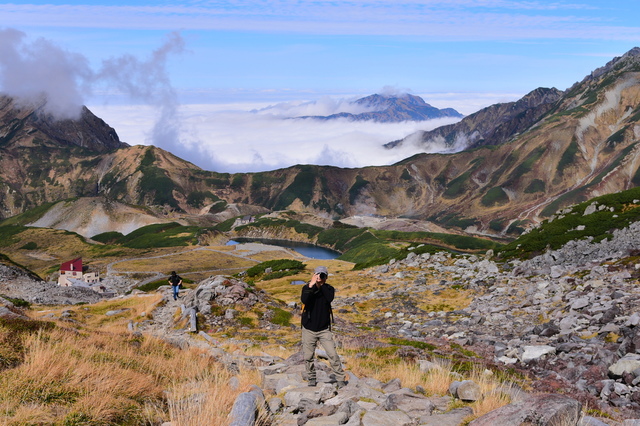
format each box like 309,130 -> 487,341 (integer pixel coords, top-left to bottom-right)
302,327 -> 346,382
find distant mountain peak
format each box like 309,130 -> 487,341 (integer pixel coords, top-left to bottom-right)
297,93 -> 462,123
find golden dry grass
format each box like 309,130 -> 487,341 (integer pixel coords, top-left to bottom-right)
465,369 -> 522,420
112,248 -> 258,274
0,296 -> 261,425
339,335 -> 525,418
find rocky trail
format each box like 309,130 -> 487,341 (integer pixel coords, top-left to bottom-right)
6,230 -> 640,424
127,238 -> 640,425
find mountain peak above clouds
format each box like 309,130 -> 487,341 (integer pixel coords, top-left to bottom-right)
0,94 -> 127,153
297,93 -> 463,123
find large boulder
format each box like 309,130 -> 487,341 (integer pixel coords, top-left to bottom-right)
469,393 -> 581,426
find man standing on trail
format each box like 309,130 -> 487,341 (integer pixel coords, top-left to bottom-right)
301,266 -> 347,389
168,271 -> 182,301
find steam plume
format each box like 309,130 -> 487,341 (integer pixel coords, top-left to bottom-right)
0,28 -> 92,118
0,28 -> 185,152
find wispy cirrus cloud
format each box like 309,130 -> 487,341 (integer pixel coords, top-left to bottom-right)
1,1 -> 638,40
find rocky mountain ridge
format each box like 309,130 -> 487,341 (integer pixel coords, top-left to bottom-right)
0,94 -> 126,153
2,48 -> 640,240
384,87 -> 564,151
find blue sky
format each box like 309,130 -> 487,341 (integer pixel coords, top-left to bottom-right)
1,1 -> 639,172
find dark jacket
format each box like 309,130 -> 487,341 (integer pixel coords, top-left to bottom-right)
301,283 -> 335,332
169,274 -> 181,286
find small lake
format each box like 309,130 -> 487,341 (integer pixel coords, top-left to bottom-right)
226,238 -> 341,260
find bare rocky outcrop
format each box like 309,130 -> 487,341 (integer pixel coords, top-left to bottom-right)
0,94 -> 126,153
385,87 -> 564,151
469,393 -> 582,426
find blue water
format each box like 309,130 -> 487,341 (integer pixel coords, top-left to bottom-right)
226,238 -> 341,259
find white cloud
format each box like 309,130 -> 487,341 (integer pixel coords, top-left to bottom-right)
89,101 -> 467,173
252,96 -> 375,117
0,28 -> 92,118
0,27 -> 186,143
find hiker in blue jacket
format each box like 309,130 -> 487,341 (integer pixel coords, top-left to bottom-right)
301,266 -> 346,388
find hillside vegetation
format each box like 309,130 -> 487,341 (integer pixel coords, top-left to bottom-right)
0,207 -> 500,281
2,50 -> 640,240
499,186 -> 640,259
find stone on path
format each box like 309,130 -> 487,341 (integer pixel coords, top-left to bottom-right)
304,411 -> 349,425
228,392 -> 258,426
521,345 -> 556,362
456,380 -> 482,402
609,354 -> 640,378
468,393 -> 581,426
361,410 -> 413,426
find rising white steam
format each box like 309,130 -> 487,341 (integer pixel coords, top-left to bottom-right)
0,28 -> 184,153
0,28 -> 92,119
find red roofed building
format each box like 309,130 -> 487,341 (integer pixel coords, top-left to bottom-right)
58,258 -> 100,287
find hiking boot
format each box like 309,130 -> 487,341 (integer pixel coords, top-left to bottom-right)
308,380 -> 316,387
336,381 -> 347,389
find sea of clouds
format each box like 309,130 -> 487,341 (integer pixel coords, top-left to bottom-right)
88,100 -> 465,173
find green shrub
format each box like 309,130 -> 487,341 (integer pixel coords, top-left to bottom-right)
19,242 -> 38,250
214,217 -> 237,232
246,259 -> 306,278
0,201 -> 58,227
0,295 -> 30,308
271,307 -> 293,327
262,270 -> 299,281
499,186 -> 640,259
340,241 -> 398,265
606,127 -> 627,149
489,219 -> 506,232
136,148 -> 179,208
443,171 -> 472,198
90,231 -> 125,244
273,166 -> 316,210
208,200 -> 228,213
118,223 -> 199,248
316,228 -> 368,252
481,187 -> 509,207
429,213 -> 478,230
230,174 -> 245,189
136,280 -> 167,292
0,225 -> 27,247
389,337 -> 436,351
187,191 -> 213,208
525,179 -> 545,193
505,147 -> 545,185
557,139 -> 579,176
238,316 -> 255,327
